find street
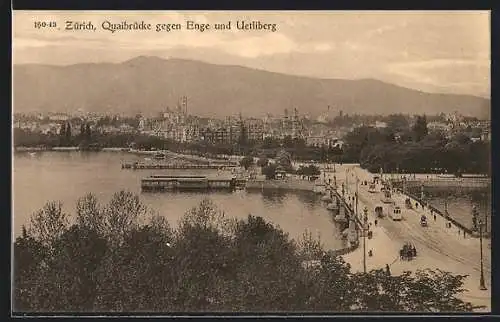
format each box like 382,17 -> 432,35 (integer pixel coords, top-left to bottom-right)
325,164 -> 491,311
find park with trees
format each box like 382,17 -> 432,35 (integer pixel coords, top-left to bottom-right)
14,191 -> 480,312
341,115 -> 490,175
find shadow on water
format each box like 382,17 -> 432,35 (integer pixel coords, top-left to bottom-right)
296,191 -> 322,208
253,189 -> 321,209
259,189 -> 287,205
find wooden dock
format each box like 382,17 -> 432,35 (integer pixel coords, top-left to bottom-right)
141,175 -> 247,192
122,162 -> 238,170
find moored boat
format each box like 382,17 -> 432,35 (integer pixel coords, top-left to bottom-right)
326,202 -> 338,210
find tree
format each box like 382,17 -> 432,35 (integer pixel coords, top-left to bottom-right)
14,193 -> 480,313
80,123 -> 86,138
412,115 -> 428,142
29,201 -> 69,249
239,156 -> 254,170
387,114 -> 409,132
102,190 -> 149,243
276,149 -> 293,171
256,156 -> 269,167
76,193 -> 105,234
59,123 -> 66,137
348,268 -> 477,312
85,123 -> 92,140
231,215 -> 303,310
283,135 -> 294,148
65,122 -> 72,139
296,165 -> 321,178
262,163 -> 278,180
13,226 -> 47,311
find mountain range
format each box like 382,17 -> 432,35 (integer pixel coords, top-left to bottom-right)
13,56 -> 491,119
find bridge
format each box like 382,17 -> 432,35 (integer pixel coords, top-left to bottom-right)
323,164 -> 491,310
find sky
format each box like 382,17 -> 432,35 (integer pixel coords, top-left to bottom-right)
13,11 -> 490,98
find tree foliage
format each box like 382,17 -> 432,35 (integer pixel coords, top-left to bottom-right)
412,115 -> 429,142
276,149 -> 293,170
342,123 -> 490,174
239,156 -> 254,170
296,165 -> 321,177
256,156 -> 269,167
262,163 -> 278,180
13,192 -> 481,313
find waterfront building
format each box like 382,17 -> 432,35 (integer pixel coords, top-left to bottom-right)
246,118 -> 265,142
48,113 -> 70,122
481,128 -> 491,142
306,135 -> 328,147
427,121 -> 451,133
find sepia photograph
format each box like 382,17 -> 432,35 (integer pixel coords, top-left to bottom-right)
12,10 -> 491,314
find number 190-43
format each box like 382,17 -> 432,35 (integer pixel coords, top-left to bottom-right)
34,21 -> 57,29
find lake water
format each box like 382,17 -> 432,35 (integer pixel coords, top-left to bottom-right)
13,151 -> 346,250
406,186 -> 491,233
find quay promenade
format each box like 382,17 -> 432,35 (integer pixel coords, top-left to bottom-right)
326,165 -> 491,311
389,176 -> 490,189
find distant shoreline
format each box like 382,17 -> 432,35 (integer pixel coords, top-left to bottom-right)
13,147 -> 492,185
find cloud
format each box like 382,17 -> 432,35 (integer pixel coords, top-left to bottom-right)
392,59 -> 489,69
14,38 -> 52,48
386,59 -> 490,95
365,23 -> 406,38
12,10 -> 490,97
223,34 -> 333,58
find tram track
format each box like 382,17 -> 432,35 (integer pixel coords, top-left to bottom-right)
347,181 -> 490,276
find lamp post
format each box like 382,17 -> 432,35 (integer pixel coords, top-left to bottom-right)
472,204 -> 477,231
420,183 -> 425,207
356,176 -> 359,220
483,192 -> 488,234
478,217 -> 487,290
363,207 -> 368,274
346,169 -> 349,195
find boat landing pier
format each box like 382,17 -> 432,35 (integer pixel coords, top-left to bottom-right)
122,161 -> 238,170
141,175 -> 246,192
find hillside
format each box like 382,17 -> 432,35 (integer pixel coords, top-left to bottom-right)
13,56 -> 491,119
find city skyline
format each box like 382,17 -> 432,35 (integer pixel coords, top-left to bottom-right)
13,11 -> 490,98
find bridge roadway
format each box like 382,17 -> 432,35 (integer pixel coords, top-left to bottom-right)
324,164 -> 491,311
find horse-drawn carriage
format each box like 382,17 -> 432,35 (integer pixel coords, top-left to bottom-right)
405,198 -> 413,209
420,215 -> 428,227
399,242 -> 417,261
375,206 -> 384,218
